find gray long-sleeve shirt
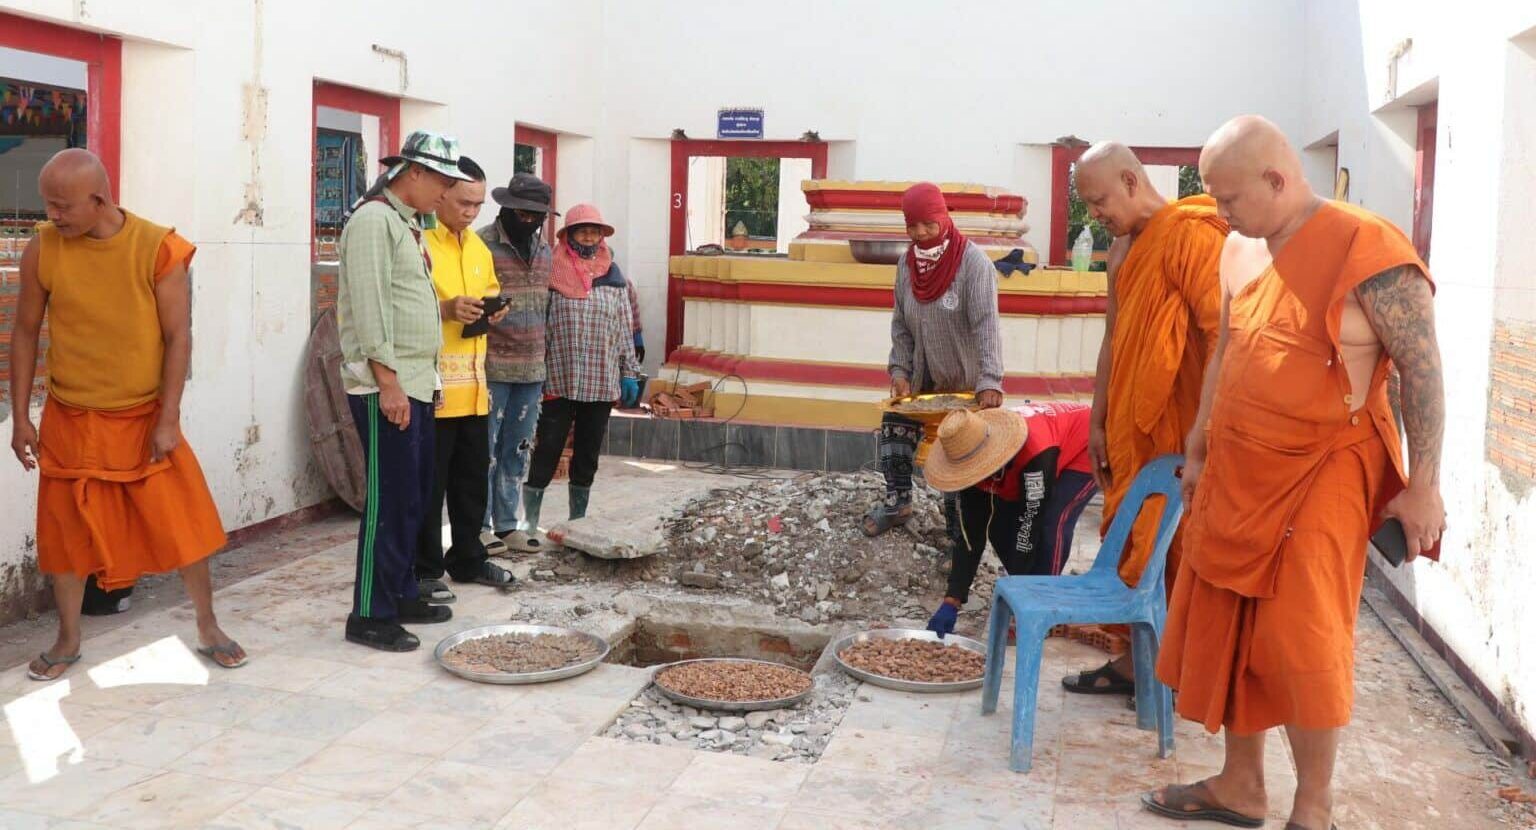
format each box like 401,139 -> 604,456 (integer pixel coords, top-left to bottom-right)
888,242 -> 1004,394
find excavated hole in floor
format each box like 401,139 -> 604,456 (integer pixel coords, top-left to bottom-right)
600,601 -> 859,763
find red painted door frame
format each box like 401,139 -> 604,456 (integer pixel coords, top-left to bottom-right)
1048,144 -> 1201,265
514,124 -> 559,241
1413,102 -> 1438,262
0,12 -> 122,196
311,82 -> 401,257
666,139 -> 828,358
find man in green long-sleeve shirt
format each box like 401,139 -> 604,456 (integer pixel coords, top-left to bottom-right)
335,131 -> 475,652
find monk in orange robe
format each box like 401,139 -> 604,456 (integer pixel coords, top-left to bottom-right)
1060,142 -> 1225,696
1145,117 -> 1445,830
9,149 -> 245,680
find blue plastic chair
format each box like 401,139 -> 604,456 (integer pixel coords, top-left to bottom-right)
980,454 -> 1186,773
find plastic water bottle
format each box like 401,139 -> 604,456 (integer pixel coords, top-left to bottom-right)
1071,227 -> 1094,272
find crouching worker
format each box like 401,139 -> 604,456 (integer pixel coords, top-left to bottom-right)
922,402 -> 1098,637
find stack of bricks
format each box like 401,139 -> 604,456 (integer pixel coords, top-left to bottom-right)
1488,320 -> 1536,486
647,381 -> 715,420
0,227 -> 48,412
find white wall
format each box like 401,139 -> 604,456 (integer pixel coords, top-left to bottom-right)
1302,0 -> 1536,741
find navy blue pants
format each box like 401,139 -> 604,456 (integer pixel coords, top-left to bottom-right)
348,393 -> 434,620
947,470 -> 1098,603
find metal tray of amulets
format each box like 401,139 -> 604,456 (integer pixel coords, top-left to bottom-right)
434,623 -> 610,686
831,628 -> 988,694
650,657 -> 814,712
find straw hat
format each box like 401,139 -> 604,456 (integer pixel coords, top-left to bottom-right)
922,409 -> 1029,493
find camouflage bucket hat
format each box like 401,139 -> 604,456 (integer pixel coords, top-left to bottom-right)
381,130 -> 475,182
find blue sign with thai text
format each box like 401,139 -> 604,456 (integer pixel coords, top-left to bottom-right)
717,108 -> 764,139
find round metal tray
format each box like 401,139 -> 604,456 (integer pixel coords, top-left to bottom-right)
434,623 -> 610,686
832,628 -> 988,693
651,658 -> 814,712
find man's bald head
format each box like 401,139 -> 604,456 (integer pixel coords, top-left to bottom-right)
39,149 -> 117,239
1074,141 -> 1167,238
1199,115 -> 1317,239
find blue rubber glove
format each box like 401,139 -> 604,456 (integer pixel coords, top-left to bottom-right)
927,600 -> 959,639
620,377 -> 641,409
633,332 -> 646,364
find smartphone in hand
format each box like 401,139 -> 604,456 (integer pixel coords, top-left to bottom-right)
1371,517 -> 1409,567
462,295 -> 511,338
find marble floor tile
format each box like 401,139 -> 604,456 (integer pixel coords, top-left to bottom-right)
496,776 -> 661,830
168,727 -> 327,784
550,736 -> 698,791
835,692 -> 958,739
0,808 -> 114,829
667,750 -> 811,808
635,793 -> 785,830
343,808 -> 483,830
147,683 -> 285,727
80,714 -> 227,769
237,693 -> 383,742
796,766 -> 933,822
440,720 -> 588,774
0,758 -> 158,818
817,728 -> 946,778
218,654 -> 349,693
301,664 -> 436,706
82,771 -> 255,829
393,675 -> 523,716
337,708 -> 491,756
775,811 -> 890,830
203,786 -> 371,830
381,759 -> 537,825
275,743 -> 433,800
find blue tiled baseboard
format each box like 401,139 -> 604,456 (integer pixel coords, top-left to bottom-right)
608,412 -> 877,473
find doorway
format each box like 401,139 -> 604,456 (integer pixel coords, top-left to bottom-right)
665,139 -> 827,357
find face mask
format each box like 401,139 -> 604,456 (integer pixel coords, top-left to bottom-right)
569,238 -> 601,259
500,208 -> 543,241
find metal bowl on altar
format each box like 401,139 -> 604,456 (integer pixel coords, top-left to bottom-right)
434,623 -> 610,686
651,657 -> 814,712
832,628 -> 988,694
848,238 -> 910,265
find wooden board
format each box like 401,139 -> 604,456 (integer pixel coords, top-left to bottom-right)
304,309 -> 366,513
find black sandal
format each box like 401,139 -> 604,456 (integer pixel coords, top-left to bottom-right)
1062,660 -> 1136,695
398,598 -> 453,624
453,560 -> 516,589
417,578 -> 456,605
1141,782 -> 1265,828
345,615 -> 420,652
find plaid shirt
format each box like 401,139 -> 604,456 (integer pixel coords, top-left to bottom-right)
478,220 -> 552,384
336,188 -> 442,403
544,269 -> 640,402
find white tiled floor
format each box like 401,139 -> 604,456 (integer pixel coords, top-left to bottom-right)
0,523 -> 1516,828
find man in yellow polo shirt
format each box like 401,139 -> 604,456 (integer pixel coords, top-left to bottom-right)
415,159 -> 515,602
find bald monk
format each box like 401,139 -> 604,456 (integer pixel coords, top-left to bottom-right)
8,149 -> 244,680
1061,142 -> 1226,697
1145,116 -> 1445,830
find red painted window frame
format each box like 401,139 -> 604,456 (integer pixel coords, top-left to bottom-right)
0,12 -> 122,196
514,124 -> 559,241
311,81 -> 401,258
1413,102 -> 1437,263
1048,144 -> 1201,266
666,139 -> 829,357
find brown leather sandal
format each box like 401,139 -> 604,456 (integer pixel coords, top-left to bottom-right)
1141,781 -> 1265,828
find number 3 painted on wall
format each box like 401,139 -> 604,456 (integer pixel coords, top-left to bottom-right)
673,193 -> 683,209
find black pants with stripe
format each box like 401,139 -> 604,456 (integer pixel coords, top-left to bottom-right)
347,393 -> 434,620
946,470 -> 1098,603
526,398 -> 613,489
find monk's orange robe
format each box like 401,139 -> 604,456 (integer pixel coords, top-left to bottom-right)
1103,196 -> 1226,590
34,213 -> 226,590
1156,201 -> 1436,734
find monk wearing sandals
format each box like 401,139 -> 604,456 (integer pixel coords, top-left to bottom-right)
9,149 -> 245,681
1061,142 -> 1225,699
1144,116 -> 1445,830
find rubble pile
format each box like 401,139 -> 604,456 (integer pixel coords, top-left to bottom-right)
662,472 -> 1000,626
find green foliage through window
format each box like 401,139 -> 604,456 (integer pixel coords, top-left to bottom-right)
724,157 -> 780,238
